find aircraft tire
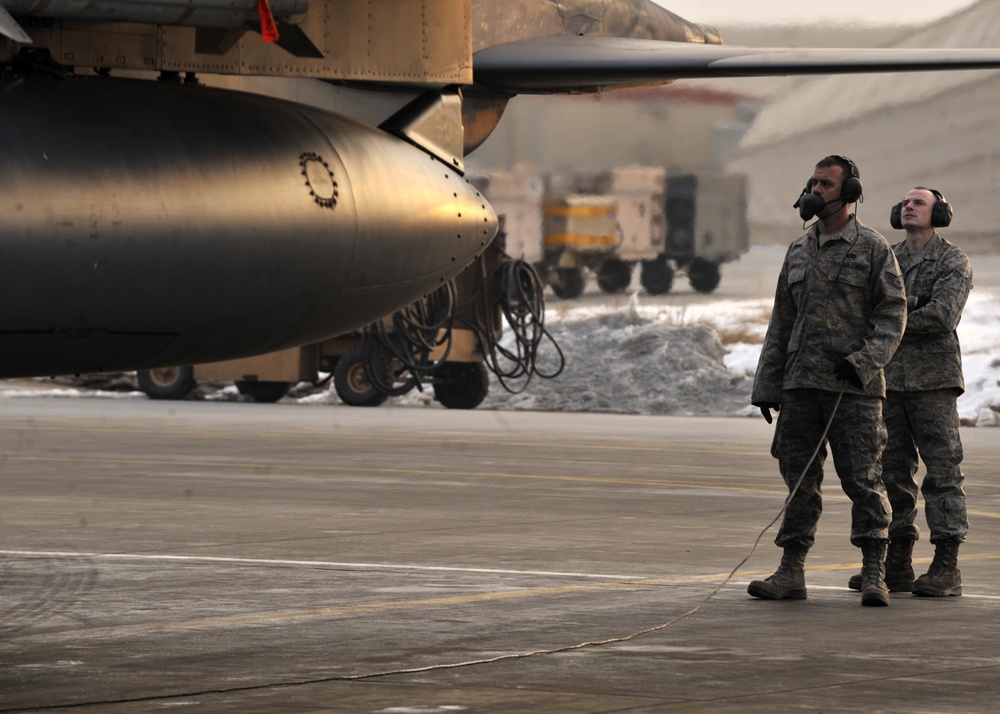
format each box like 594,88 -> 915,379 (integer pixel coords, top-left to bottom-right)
137,366 -> 195,400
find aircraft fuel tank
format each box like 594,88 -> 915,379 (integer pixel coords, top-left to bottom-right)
0,76 -> 497,378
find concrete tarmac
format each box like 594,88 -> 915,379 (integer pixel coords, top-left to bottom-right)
2,398 -> 999,712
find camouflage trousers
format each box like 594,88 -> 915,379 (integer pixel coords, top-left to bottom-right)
771,389 -> 891,549
883,389 -> 968,543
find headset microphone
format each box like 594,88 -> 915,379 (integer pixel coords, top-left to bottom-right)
792,155 -> 864,222
794,192 -> 832,221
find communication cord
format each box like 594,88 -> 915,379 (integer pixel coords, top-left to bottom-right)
331,389 -> 847,681
20,401 -> 849,710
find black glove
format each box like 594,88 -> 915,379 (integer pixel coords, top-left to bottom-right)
834,359 -> 865,390
757,402 -> 779,424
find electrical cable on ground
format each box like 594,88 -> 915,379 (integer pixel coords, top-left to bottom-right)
330,390 -> 846,681
9,392 -> 847,711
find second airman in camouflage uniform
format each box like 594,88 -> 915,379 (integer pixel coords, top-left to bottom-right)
749,156 -> 906,607
846,187 -> 971,598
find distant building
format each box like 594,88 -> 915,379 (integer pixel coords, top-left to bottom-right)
726,0 -> 1000,252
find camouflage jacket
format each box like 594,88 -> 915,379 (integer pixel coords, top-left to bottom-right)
885,233 -> 972,394
752,216 -> 906,405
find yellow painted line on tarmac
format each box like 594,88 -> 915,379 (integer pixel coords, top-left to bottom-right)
0,421 -> 762,458
16,456 -> 1000,512
2,454 -> 787,495
141,581 -> 647,632
10,547 -> 1000,634
140,551 -> 1000,632
967,508 -> 1000,520
788,551 -> 1000,575
140,571 -> 757,633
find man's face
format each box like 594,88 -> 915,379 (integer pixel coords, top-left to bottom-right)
900,188 -> 936,230
811,164 -> 846,216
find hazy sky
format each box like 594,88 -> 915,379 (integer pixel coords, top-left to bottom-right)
655,0 -> 980,27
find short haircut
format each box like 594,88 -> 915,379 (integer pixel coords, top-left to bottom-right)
817,155 -> 859,179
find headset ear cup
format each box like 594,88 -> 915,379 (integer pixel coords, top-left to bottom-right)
932,198 -> 954,228
841,176 -> 863,204
890,202 -> 903,230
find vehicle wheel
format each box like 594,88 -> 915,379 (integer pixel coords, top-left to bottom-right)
596,258 -> 632,294
550,267 -> 585,300
334,346 -> 390,407
235,380 -> 290,403
688,258 -> 721,293
137,366 -> 195,400
434,362 -> 489,410
640,259 -> 674,295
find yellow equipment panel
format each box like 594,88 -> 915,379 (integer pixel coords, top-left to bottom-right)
543,196 -> 619,252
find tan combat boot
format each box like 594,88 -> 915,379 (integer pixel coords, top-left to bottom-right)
860,541 -> 890,607
912,539 -> 963,597
848,538 -> 914,592
748,546 -> 808,600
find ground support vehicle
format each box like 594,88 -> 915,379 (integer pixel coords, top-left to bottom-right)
585,167 -> 750,296
606,166 -> 669,294
658,171 -> 749,294
540,191 -> 621,299
470,172 -> 545,267
473,167 -> 748,298
471,170 -> 596,301
138,236 -> 559,407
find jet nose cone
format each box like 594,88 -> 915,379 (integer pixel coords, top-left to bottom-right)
335,138 -> 502,324
452,175 -> 499,266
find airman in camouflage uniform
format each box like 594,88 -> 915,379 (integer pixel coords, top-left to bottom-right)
749,156 -> 906,607
846,187 -> 971,598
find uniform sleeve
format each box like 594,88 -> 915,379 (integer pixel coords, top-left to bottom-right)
846,242 -> 906,388
752,259 -> 793,406
905,249 -> 972,335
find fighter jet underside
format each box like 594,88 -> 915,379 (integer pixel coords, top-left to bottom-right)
2,0 -> 1000,379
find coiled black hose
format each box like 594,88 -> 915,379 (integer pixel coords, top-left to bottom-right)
456,254 -> 564,394
359,280 -> 456,396
358,249 -> 564,397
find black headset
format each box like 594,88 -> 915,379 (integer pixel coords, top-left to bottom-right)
793,155 -> 864,220
801,155 -> 863,204
890,188 -> 953,229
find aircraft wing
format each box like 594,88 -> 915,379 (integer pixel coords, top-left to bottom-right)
472,36 -> 1000,93
0,3 -> 31,44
